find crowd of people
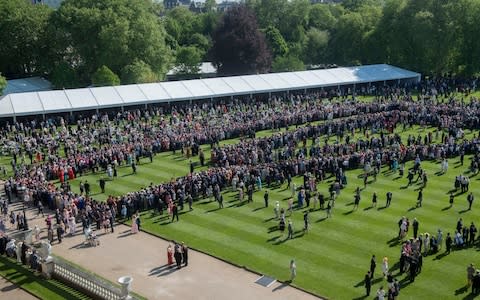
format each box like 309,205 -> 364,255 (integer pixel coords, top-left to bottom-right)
1,80 -> 480,298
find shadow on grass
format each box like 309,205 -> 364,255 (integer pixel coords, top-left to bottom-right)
408,206 -> 418,212
266,235 -> 281,242
252,207 -> 265,212
206,207 -> 222,213
353,276 -> 383,288
442,205 -> 453,211
455,284 -> 469,296
433,251 -> 450,260
459,209 -> 470,214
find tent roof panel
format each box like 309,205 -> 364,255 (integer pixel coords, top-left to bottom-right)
257,73 -> 291,90
220,77 -> 253,94
293,71 -> 325,86
202,78 -> 235,95
90,87 -> 123,106
10,92 -> 43,114
65,88 -> 98,109
182,79 -> 213,98
114,85 -> 147,104
160,81 -> 193,99
38,91 -> 72,112
0,95 -> 14,117
239,75 -> 272,91
137,83 -> 170,102
276,72 -> 308,89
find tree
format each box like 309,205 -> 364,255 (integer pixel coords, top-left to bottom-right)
264,26 -> 289,57
175,46 -> 203,75
121,60 -> 158,84
204,0 -> 216,12
303,28 -> 329,65
0,0 -> 52,77
189,33 -> 211,54
50,63 -> 79,89
271,55 -> 305,72
92,66 -> 120,87
0,73 -> 7,96
165,6 -> 195,46
50,0 -> 171,84
309,4 -> 337,31
211,4 -> 271,75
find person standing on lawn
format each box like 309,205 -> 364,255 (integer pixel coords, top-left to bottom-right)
171,203 -> 179,222
287,219 -> 294,239
303,211 -> 309,233
413,218 -> 419,239
370,255 -> 376,279
264,190 -> 269,207
289,259 -> 296,282
386,191 -> 393,207
468,192 -> 474,210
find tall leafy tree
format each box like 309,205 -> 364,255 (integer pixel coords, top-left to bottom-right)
0,0 -> 52,77
264,26 -> 289,57
272,55 -> 305,72
91,66 -> 120,87
211,4 -> 271,75
50,62 -> 79,89
175,46 -> 204,75
50,0 -> 171,84
303,28 -> 329,65
121,60 -> 158,84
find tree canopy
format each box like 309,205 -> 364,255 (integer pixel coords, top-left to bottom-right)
0,73 -> 7,96
92,66 -> 120,87
211,4 -> 271,75
48,0 -> 171,85
3,0 -> 480,85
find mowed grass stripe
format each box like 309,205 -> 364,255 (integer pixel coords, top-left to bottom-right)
142,214 -> 358,295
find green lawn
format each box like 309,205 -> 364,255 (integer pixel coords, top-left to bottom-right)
133,157 -> 478,299
2,121 -> 480,298
0,256 -> 91,300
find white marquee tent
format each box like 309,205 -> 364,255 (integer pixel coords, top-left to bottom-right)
0,64 -> 420,119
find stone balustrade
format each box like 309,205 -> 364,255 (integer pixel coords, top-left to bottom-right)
52,257 -> 136,300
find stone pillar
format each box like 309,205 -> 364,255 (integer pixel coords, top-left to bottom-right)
41,257 -> 54,279
118,276 -> 133,300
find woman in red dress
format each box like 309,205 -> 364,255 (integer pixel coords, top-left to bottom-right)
167,244 -> 174,267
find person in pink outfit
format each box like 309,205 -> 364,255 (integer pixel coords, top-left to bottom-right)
131,214 -> 139,234
167,244 -> 174,267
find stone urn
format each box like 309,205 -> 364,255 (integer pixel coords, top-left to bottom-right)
118,276 -> 133,300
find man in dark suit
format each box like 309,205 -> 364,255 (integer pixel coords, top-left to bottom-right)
99,178 -> 106,193
84,181 -> 90,196
386,192 -> 393,207
182,242 -> 188,267
413,218 -> 419,239
171,203 -> 179,222
468,192 -> 474,210
370,255 -> 376,278
174,243 -> 182,269
264,191 -> 269,207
